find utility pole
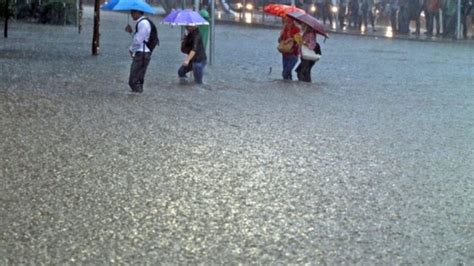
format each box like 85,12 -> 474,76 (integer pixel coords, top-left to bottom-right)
4,0 -> 9,38
210,0 -> 215,65
181,0 -> 186,38
456,0 -> 461,39
92,0 -> 100,55
78,0 -> 83,34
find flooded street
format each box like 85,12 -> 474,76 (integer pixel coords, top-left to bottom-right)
1,7 -> 473,264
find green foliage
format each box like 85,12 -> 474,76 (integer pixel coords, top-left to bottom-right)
39,1 -> 77,25
0,0 -> 14,18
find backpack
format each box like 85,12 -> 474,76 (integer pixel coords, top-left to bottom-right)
135,18 -> 159,52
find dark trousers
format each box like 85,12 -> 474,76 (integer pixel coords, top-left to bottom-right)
178,60 -> 207,84
361,10 -> 376,30
426,11 -> 441,35
398,6 -> 410,34
129,52 -> 151,92
296,58 -> 316,82
390,7 -> 398,32
443,15 -> 456,38
323,2 -> 333,24
282,55 -> 298,80
339,5 -> 347,28
461,14 -> 469,38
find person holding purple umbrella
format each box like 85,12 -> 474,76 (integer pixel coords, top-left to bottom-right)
178,25 -> 207,84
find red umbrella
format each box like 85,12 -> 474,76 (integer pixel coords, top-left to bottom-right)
263,4 -> 305,17
287,11 -> 329,38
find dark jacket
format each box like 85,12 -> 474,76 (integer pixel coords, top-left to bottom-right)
180,28 -> 207,63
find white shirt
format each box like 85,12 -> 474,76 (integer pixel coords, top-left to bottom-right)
129,16 -> 151,56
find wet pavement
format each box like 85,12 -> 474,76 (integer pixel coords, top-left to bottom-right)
1,6 -> 474,264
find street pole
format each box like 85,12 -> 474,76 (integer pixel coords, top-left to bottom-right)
78,0 -> 83,34
456,0 -> 461,39
194,0 -> 199,11
92,0 -> 100,55
291,0 -> 295,6
210,0 -> 215,65
181,0 -> 185,38
4,0 -> 9,38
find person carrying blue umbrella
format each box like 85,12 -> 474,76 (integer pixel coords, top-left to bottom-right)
103,0 -> 158,93
124,9 -> 158,93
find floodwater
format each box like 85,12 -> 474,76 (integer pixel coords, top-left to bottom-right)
1,7 -> 473,264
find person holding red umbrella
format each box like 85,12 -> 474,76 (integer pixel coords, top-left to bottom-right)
263,4 -> 306,81
278,16 -> 302,80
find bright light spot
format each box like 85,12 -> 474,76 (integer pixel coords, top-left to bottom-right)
331,6 -> 338,13
310,5 -> 316,13
244,12 -> 252,23
246,3 -> 253,10
420,11 -> 425,17
386,27 -> 394,38
236,3 -> 243,9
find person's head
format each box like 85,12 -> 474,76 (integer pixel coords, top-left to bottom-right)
283,16 -> 294,26
185,25 -> 197,32
295,21 -> 303,30
301,23 -> 309,32
130,10 -> 144,20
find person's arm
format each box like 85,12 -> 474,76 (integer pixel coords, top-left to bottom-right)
129,20 -> 150,57
294,30 -> 303,45
183,32 -> 200,66
183,51 -> 196,66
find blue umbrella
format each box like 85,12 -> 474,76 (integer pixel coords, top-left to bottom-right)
161,9 -> 209,26
100,0 -> 120,11
112,0 -> 156,14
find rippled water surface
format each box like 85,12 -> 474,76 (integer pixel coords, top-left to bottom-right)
1,7 -> 473,264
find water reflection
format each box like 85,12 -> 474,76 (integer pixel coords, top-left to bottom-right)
385,27 -> 394,38
244,12 -> 252,24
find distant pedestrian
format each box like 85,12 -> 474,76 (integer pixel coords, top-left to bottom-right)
397,0 -> 410,34
408,0 -> 423,35
389,0 -> 399,33
125,10 -> 156,93
442,0 -> 458,38
295,24 -> 321,82
323,0 -> 334,25
348,0 -> 360,28
360,0 -> 376,32
278,17 -> 301,80
425,0 -> 441,36
178,26 -> 207,84
315,0 -> 325,20
461,0 -> 473,38
337,0 -> 349,28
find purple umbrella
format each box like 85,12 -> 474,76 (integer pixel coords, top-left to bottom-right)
161,9 -> 209,26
